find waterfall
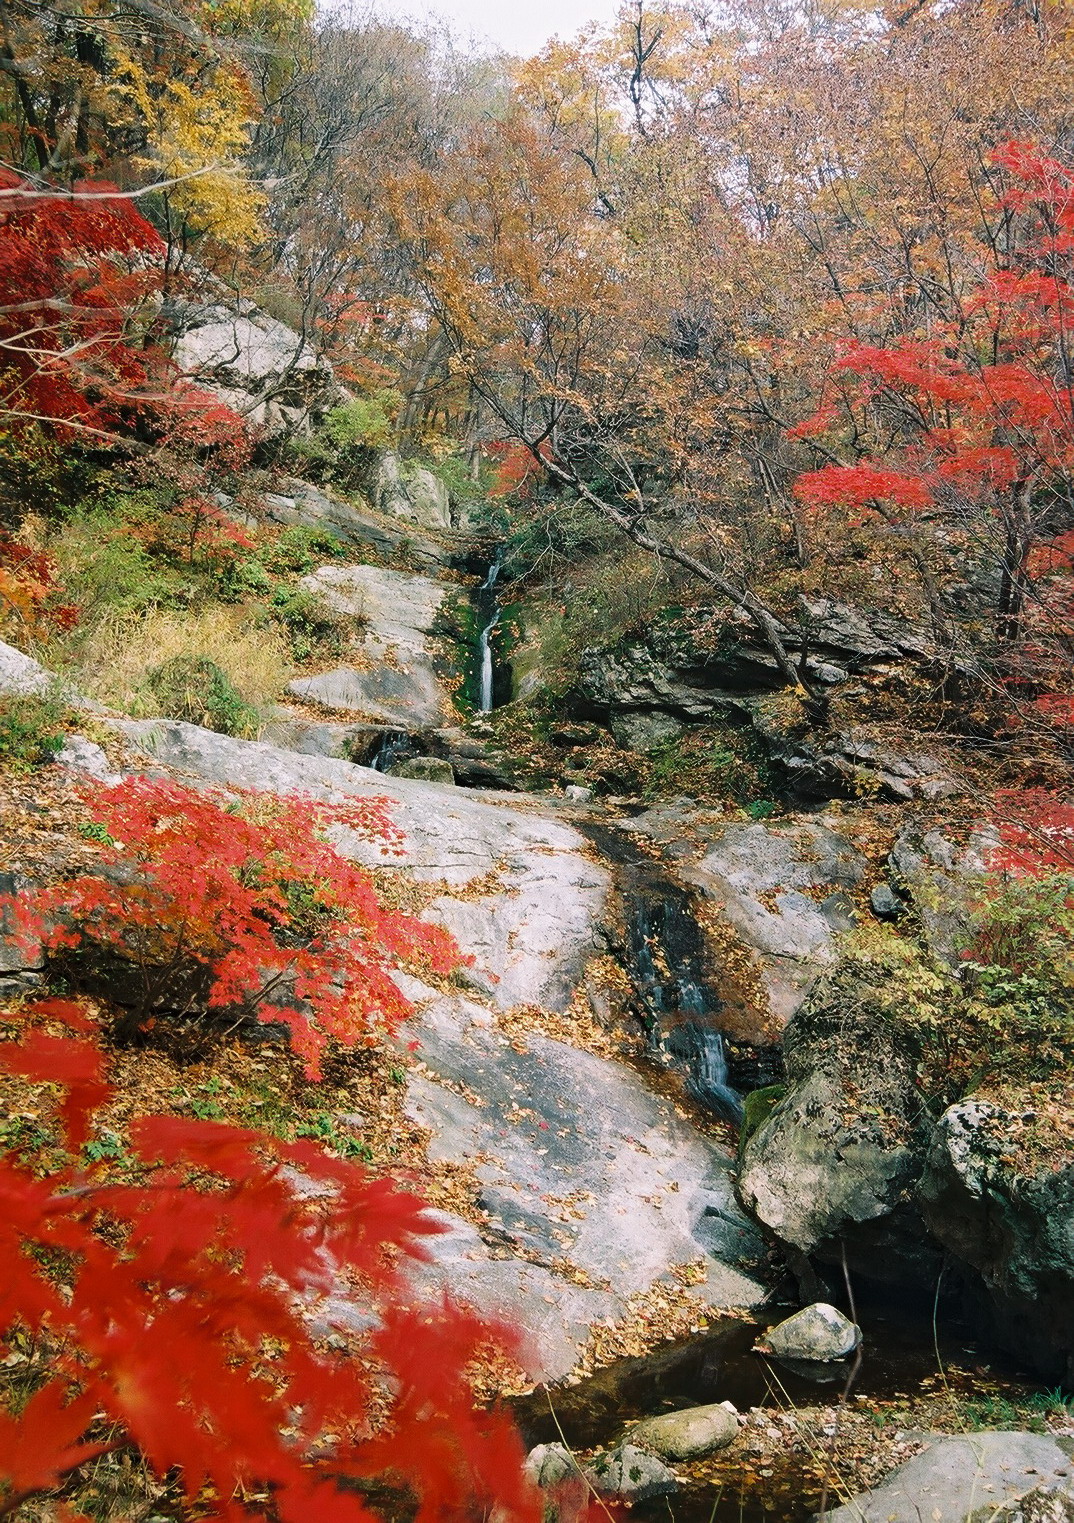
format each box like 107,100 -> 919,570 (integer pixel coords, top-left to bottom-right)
599,837 -> 743,1125
476,553 -> 502,713
367,730 -> 413,772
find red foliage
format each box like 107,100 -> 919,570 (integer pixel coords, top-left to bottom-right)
13,778 -> 459,1077
0,170 -> 247,451
0,534 -> 77,632
988,788 -> 1074,875
794,461 -> 933,513
484,439 -> 550,499
0,997 -> 538,1522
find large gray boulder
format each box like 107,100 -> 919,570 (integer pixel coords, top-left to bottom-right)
737,971 -> 938,1287
171,297 -> 340,437
822,1432 -> 1074,1523
287,564 -> 455,727
761,1302 -> 860,1361
627,1403 -> 738,1460
920,1101 -> 1074,1383
373,452 -> 452,531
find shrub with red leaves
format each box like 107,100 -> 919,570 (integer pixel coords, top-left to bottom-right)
13,776 -> 460,1077
0,996 -> 538,1523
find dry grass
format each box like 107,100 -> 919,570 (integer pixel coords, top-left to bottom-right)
61,605 -> 291,725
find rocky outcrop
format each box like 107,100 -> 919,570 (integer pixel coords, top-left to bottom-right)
822,1432 -> 1074,1523
889,823 -> 1001,963
171,297 -> 341,437
287,564 -> 456,727
920,1102 -> 1074,1384
736,974 -> 938,1287
626,809 -> 865,1031
570,599 -> 963,802
373,453 -> 451,531
259,477 -> 473,573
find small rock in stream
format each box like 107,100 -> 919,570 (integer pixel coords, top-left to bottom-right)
524,1443 -> 583,1488
759,1302 -> 860,1362
627,1400 -> 740,1460
584,1442 -> 678,1501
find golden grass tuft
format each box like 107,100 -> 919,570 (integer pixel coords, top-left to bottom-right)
61,605 -> 291,727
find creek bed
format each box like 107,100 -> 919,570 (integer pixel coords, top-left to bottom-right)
507,1305 -> 1048,1521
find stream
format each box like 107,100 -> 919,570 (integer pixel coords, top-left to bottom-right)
508,1303 -> 1043,1522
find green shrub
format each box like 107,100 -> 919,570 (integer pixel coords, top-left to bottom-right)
145,655 -> 259,737
259,525 -> 346,578
0,690 -> 70,771
268,587 -> 347,661
286,391 -> 402,490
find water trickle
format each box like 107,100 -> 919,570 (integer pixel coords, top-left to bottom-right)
584,823 -> 744,1124
476,552 -> 503,713
367,730 -> 414,772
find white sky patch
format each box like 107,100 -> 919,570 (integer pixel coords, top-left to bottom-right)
368,0 -> 621,58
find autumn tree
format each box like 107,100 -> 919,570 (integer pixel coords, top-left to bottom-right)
793,141 -> 1074,730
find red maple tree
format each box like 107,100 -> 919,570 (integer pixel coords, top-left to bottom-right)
14,777 -> 459,1077
792,140 -> 1074,722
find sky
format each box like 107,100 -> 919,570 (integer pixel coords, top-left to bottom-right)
370,0 -> 621,58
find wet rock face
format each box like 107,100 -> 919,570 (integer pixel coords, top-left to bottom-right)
761,1302 -> 860,1362
736,975 -> 939,1288
626,808 -> 866,1034
920,1101 -> 1074,1384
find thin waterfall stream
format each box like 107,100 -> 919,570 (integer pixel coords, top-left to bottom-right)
475,551 -> 502,712
583,822 -> 747,1123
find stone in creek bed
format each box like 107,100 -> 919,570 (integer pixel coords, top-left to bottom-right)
584,1442 -> 678,1501
627,1401 -> 739,1460
524,1443 -> 583,1488
759,1302 -> 860,1362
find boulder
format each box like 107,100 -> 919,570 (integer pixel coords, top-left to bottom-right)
760,1302 -> 860,1362
389,756 -> 455,784
920,1101 -> 1074,1383
736,971 -> 939,1287
373,452 -> 452,531
287,563 -> 455,728
0,641 -> 55,696
524,1444 -> 583,1488
171,297 -> 341,437
627,1402 -> 739,1460
584,1443 -> 678,1502
821,1432 -> 1074,1523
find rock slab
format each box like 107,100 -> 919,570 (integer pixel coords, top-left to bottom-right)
822,1432 -> 1074,1523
